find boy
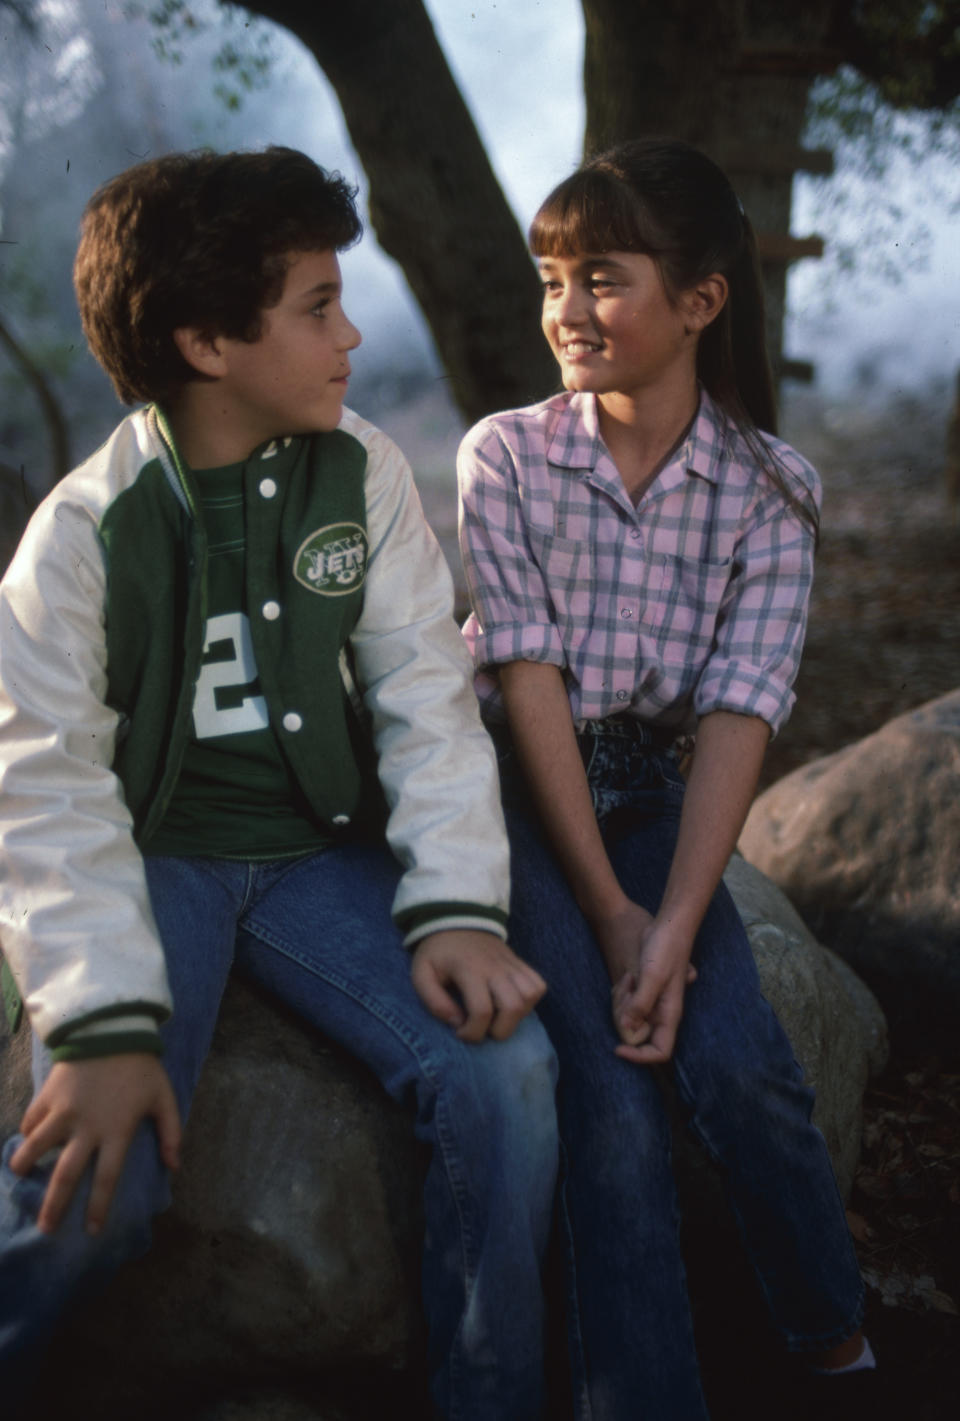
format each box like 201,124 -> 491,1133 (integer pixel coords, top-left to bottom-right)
0,148 -> 557,1418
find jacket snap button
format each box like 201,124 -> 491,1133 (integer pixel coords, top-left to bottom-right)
332,814 -> 351,826
259,478 -> 278,499
282,711 -> 303,732
262,600 -> 281,621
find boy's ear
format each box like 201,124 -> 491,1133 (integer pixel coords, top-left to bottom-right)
682,274 -> 728,334
172,325 -> 228,379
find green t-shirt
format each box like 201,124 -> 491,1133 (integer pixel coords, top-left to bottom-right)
148,461 -> 330,859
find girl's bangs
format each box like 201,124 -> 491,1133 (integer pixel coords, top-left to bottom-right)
529,168 -> 659,258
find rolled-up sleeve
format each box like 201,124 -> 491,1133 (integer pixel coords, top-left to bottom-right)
458,422 -> 566,670
694,477 -> 820,735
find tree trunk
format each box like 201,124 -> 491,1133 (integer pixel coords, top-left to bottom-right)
243,0 -> 557,425
0,310 -> 70,484
580,0 -> 837,385
245,1 -> 959,417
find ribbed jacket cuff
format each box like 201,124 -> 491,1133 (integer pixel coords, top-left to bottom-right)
397,902 -> 509,950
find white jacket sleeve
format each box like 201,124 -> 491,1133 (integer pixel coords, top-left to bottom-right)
0,489 -> 171,1048
342,412 -> 510,944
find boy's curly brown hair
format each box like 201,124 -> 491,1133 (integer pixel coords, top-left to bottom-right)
73,146 -> 362,405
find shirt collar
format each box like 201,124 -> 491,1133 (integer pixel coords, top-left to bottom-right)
545,387 -> 732,490
546,391 -> 605,472
683,387 -> 731,486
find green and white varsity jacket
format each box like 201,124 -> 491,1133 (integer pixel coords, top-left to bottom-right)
0,405 -> 509,1055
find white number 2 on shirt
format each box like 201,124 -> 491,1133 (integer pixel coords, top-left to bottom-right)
192,611 -> 270,739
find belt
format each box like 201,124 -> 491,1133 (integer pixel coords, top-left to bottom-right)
574,715 -> 681,750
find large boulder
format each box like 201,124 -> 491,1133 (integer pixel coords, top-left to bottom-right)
740,689 -> 960,1048
718,854 -> 887,1192
1,861 -> 885,1417
2,981 -> 428,1419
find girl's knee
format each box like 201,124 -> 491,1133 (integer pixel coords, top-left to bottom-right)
563,1081 -> 673,1201
678,1043 -> 814,1150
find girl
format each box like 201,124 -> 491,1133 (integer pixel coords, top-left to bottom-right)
458,139 -> 872,1419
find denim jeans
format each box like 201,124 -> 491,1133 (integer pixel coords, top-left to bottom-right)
0,845 -> 559,1420
494,724 -> 865,1421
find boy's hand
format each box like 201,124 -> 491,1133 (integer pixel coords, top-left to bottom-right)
410,930 -> 546,1043
10,1054 -> 181,1236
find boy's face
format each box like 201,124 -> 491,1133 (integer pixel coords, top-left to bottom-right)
211,250 -> 361,451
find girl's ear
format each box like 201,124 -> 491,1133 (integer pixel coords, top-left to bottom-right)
172,325 -> 228,378
681,274 -> 728,334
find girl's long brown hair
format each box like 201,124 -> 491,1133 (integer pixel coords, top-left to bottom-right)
530,138 -> 819,540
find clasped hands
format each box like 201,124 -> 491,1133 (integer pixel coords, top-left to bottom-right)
591,899 -> 697,1066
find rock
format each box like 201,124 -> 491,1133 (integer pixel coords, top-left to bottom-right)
0,996 -> 31,1143
739,688 -> 960,1048
5,979 -> 428,1419
189,1392 -> 369,1421
668,856 -> 886,1221
1,860 -> 885,1415
720,854 -> 887,1197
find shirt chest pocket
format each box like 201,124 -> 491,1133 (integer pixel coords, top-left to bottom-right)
524,523 -> 595,632
644,552 -> 733,660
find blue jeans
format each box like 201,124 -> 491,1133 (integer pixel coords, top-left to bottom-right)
0,845 -> 559,1420
494,725 -> 865,1421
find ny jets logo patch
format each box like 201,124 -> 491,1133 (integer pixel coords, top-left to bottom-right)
294,523 -> 368,596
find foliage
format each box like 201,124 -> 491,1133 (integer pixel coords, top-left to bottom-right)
128,0 -> 275,109
797,66 -> 960,294
834,0 -> 960,111
806,66 -> 960,180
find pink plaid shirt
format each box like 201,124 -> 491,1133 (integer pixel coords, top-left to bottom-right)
458,388 -> 820,736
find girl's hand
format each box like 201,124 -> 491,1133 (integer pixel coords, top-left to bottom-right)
591,900 -> 696,1060
590,897 -> 656,986
612,919 -> 697,1065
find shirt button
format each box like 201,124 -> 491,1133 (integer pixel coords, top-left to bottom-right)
332,814 -> 351,826
282,711 -> 303,732
262,600 -> 281,621
259,478 -> 278,499
620,607 -> 633,619
630,529 -> 641,540
616,690 -> 630,702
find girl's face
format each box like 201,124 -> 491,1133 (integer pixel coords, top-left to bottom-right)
537,251 -> 704,405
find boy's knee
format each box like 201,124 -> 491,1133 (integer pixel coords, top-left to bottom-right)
487,1014 -> 558,1100
442,1017 -> 558,1145
486,1023 -> 558,1161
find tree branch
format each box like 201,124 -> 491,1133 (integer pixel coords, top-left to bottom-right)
0,311 -> 71,486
